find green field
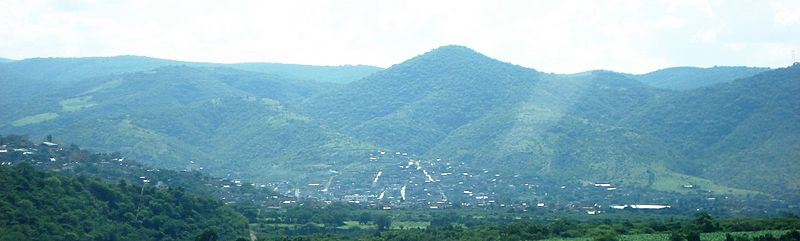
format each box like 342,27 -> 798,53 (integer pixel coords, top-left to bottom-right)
649,166 -> 761,196
11,112 -> 59,127
391,221 -> 429,230
59,96 -> 97,112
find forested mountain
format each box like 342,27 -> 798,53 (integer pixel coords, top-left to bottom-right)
1,46 -> 798,197
0,164 -> 248,241
301,46 -> 799,194
626,65 -> 800,192
633,66 -> 769,90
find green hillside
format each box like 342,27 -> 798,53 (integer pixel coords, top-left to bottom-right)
626,64 -> 800,193
0,66 -> 376,180
633,66 -> 769,90
302,45 -> 544,154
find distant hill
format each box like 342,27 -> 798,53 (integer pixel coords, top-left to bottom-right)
0,57 -> 15,62
633,66 -> 769,90
4,55 -> 381,86
230,62 -> 382,84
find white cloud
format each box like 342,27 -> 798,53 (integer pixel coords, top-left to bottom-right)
769,0 -> 800,27
0,0 -> 795,73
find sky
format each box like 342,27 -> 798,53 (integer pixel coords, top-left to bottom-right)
1,0 -> 798,74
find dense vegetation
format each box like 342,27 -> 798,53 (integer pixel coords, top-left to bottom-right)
252,207 -> 800,241
0,164 -> 249,241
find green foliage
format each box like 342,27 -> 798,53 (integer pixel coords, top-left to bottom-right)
0,164 -> 248,241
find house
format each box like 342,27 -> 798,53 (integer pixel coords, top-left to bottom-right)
594,182 -> 612,187
629,204 -> 670,209
41,142 -> 59,148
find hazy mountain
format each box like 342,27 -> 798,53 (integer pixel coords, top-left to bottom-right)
3,55 -> 380,86
633,66 -> 769,90
229,62 -> 383,84
0,57 -> 15,62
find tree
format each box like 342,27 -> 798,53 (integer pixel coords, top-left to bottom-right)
693,212 -> 719,233
670,231 -> 685,241
594,232 -> 619,241
374,215 -> 392,232
686,232 -> 700,241
195,229 -> 218,241
358,212 -> 371,225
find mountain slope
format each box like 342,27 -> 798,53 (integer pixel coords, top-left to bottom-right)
302,46 -> 799,195
626,64 -> 800,192
634,66 -> 769,90
0,66 -> 376,180
302,45 -> 543,153
426,71 -> 674,183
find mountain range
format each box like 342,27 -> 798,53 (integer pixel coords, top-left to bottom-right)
1,45 -> 796,197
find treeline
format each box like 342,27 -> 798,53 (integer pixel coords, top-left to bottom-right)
255,211 -> 800,241
0,163 -> 249,241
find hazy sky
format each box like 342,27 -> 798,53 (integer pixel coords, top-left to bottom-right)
1,0 -> 798,73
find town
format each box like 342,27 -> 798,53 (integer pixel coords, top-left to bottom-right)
0,134 -> 794,217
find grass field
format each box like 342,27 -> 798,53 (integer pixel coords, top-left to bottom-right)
649,166 -> 760,196
339,221 -> 376,230
391,221 -> 430,230
11,112 -> 59,127
59,96 -> 97,112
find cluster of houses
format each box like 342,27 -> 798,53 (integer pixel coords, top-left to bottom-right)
249,150 -> 682,214
10,139 -> 779,214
